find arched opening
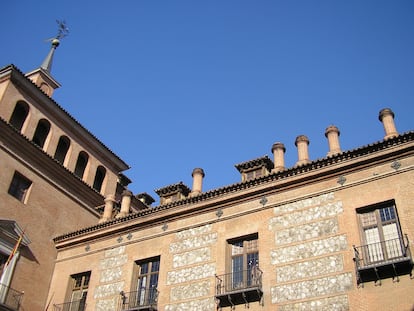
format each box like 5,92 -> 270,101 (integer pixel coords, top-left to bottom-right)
54,136 -> 71,164
93,166 -> 106,192
74,151 -> 89,180
32,119 -> 51,148
9,101 -> 29,132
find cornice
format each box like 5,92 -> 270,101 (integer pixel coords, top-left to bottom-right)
0,64 -> 129,172
53,131 -> 414,243
0,117 -> 103,216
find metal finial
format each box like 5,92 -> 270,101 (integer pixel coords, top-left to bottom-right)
41,20 -> 69,73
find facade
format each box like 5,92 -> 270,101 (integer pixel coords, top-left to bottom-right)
46,108 -> 414,310
0,39 -> 145,311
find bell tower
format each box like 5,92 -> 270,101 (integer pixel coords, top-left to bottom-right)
25,20 -> 69,97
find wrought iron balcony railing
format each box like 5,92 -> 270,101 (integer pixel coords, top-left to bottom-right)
353,234 -> 413,285
215,267 -> 263,308
52,299 -> 86,311
0,283 -> 24,311
119,287 -> 158,311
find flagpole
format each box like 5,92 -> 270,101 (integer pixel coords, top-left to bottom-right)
4,231 -> 24,269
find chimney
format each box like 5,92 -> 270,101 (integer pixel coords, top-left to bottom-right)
295,135 -> 311,166
379,108 -> 398,139
325,125 -> 341,156
99,194 -> 116,223
271,142 -> 286,172
116,189 -> 132,218
190,168 -> 205,197
136,193 -> 155,206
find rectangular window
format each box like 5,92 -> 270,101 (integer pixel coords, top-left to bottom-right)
245,169 -> 263,181
8,172 -> 32,203
133,257 -> 159,307
357,201 -> 403,264
228,234 -> 259,289
67,272 -> 90,311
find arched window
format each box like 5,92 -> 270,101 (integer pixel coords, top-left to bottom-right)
9,101 -> 29,131
54,136 -> 71,164
93,166 -> 106,192
74,151 -> 89,179
32,119 -> 51,148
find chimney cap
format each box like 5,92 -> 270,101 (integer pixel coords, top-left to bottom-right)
325,125 -> 340,137
135,192 -> 155,205
295,135 -> 309,146
192,168 -> 205,177
378,108 -> 395,121
271,142 -> 286,153
122,189 -> 133,197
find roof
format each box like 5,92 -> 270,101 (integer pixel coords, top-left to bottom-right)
0,64 -> 130,172
235,155 -> 275,173
155,182 -> 191,197
53,131 -> 414,243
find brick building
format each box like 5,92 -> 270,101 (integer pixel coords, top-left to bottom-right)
0,38 -> 413,311
0,39 -> 145,311
47,108 -> 414,310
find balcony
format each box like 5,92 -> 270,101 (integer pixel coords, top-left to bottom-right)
119,288 -> 158,311
52,299 -> 86,311
215,267 -> 263,309
353,235 -> 414,286
0,283 -> 23,311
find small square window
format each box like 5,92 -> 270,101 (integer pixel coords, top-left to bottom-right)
8,172 -> 32,203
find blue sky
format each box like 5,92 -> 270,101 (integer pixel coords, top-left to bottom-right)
2,1 -> 413,203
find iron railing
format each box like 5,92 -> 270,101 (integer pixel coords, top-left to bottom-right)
119,287 -> 158,310
0,283 -> 24,311
353,235 -> 411,269
52,299 -> 86,311
215,267 -> 263,295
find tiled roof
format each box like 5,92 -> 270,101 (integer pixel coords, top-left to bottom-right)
1,64 -> 130,171
53,131 -> 414,243
155,182 -> 191,197
235,155 -> 274,172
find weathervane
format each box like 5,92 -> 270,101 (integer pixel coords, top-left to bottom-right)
45,20 -> 69,46
55,20 -> 69,40
40,20 -> 69,72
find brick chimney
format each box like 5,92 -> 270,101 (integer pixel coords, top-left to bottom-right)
116,189 -> 132,218
271,142 -> 286,172
190,168 -> 205,197
379,108 -> 398,139
325,125 -> 341,156
99,194 -> 116,223
295,135 -> 310,166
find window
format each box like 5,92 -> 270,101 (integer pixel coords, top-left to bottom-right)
9,101 -> 29,132
357,201 -> 403,264
353,200 -> 413,285
215,233 -> 263,308
0,253 -> 7,273
67,272 -> 90,311
74,152 -> 89,179
93,166 -> 106,192
8,172 -> 32,203
54,136 -> 70,164
32,119 -> 51,148
229,234 -> 259,289
132,257 -> 159,307
245,169 -> 263,181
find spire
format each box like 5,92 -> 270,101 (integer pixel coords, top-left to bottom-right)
25,20 -> 69,97
40,20 -> 69,73
40,39 -> 60,73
